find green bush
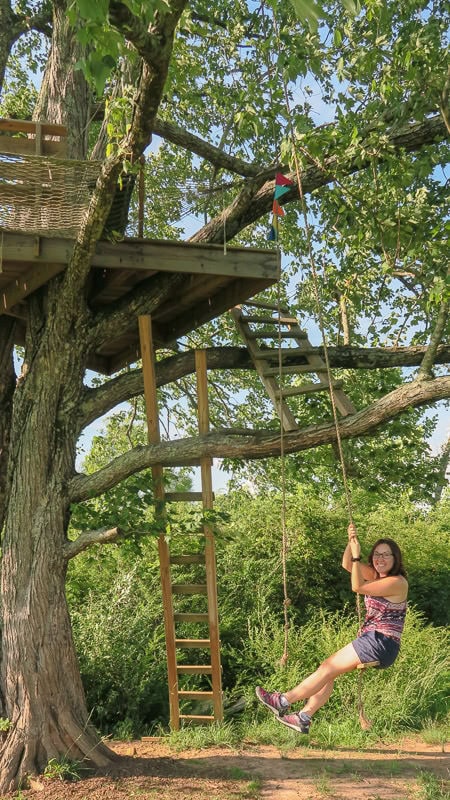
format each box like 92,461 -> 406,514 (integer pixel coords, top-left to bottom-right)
67,489 -> 449,737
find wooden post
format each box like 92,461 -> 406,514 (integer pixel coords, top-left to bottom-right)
138,157 -> 145,239
195,349 -> 223,721
138,315 -> 180,730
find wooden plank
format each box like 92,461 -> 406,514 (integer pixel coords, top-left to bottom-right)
157,277 -> 276,345
173,613 -> 209,622
240,299 -> 290,313
281,380 -> 343,397
263,364 -> 325,376
138,315 -> 180,731
231,307 -> 299,432
0,119 -> 67,136
0,137 -> 66,156
1,262 -> 65,311
165,491 -> 204,502
252,347 -> 315,360
172,584 -> 207,594
177,665 -> 213,674
247,329 -> 308,339
179,715 -> 215,722
195,349 -> 223,722
0,232 -> 278,281
175,639 -> 211,648
241,315 -> 299,324
178,691 -> 214,700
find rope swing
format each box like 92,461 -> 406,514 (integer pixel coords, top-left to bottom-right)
267,5 -> 372,728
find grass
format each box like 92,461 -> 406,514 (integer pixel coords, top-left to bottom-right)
409,770 -> 450,800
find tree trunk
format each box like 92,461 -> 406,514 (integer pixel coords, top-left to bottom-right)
0,298 -> 115,792
0,317 -> 15,537
32,0 -> 91,160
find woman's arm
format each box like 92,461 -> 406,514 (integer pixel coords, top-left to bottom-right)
343,523 -> 376,580
352,574 -> 408,599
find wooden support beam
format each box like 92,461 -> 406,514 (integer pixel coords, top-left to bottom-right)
138,314 -> 180,731
1,262 -> 65,311
0,232 -> 277,281
195,349 -> 223,722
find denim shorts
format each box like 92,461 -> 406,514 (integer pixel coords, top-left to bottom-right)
352,630 -> 400,669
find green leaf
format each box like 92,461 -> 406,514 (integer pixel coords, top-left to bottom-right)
341,0 -> 359,15
289,0 -> 322,32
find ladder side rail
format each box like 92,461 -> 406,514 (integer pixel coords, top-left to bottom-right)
291,328 -> 356,417
138,315 -> 180,730
230,307 -> 299,432
195,349 -> 224,722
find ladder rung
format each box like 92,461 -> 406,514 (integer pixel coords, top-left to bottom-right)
281,381 -> 343,397
177,665 -> 213,674
263,364 -> 326,378
173,613 -> 209,623
165,492 -> 206,502
172,583 -> 207,594
240,300 -> 290,313
241,315 -> 299,325
179,714 -> 215,722
175,638 -> 211,648
178,690 -> 214,700
357,660 -> 380,670
263,364 -> 326,376
170,555 -> 205,565
247,329 -> 307,339
253,347 -> 315,360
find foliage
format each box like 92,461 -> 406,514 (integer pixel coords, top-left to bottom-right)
68,488 -> 449,736
43,757 -> 83,783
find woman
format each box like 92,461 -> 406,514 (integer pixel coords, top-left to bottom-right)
256,522 -> 408,733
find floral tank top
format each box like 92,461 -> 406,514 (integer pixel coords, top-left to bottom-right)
359,595 -> 407,642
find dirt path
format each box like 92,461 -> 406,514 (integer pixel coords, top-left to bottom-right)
10,736 -> 449,800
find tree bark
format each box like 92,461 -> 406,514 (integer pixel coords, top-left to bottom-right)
0,292 -> 116,792
0,318 -> 15,536
70,375 -> 450,502
32,0 -> 91,160
78,343 -> 450,431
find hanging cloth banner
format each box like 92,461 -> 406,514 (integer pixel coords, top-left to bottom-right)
268,172 -> 293,241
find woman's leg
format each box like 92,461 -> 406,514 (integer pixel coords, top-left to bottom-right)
302,679 -> 334,717
284,642 -> 361,705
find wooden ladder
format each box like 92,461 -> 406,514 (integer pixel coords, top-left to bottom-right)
231,301 -> 355,431
139,316 -> 223,729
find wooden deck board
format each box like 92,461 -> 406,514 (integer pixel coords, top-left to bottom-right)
0,231 -> 277,374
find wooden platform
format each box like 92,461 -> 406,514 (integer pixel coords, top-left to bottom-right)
0,231 -> 277,374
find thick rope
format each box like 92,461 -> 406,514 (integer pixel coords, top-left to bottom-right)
270,10 -> 372,725
261,0 -> 291,667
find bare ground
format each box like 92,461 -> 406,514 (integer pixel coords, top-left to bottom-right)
8,735 -> 449,800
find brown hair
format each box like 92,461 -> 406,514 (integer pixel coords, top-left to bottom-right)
368,538 -> 407,577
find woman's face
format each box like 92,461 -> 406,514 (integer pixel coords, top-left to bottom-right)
372,545 -> 394,577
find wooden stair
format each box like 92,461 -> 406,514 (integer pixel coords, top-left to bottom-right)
231,302 -> 355,431
138,316 -> 223,730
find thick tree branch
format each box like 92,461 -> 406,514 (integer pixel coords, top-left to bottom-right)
190,115 -> 449,243
78,343 -> 450,431
70,374 -> 450,502
64,526 -> 124,559
152,117 -> 264,176
418,289 -> 449,379
108,0 -> 186,69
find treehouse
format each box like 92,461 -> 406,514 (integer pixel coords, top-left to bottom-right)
0,119 -> 356,733
0,118 -> 278,374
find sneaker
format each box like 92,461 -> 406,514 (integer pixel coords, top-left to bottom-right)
255,686 -> 289,716
275,711 -> 311,734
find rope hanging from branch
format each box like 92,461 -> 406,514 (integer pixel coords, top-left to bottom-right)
267,6 -> 372,728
